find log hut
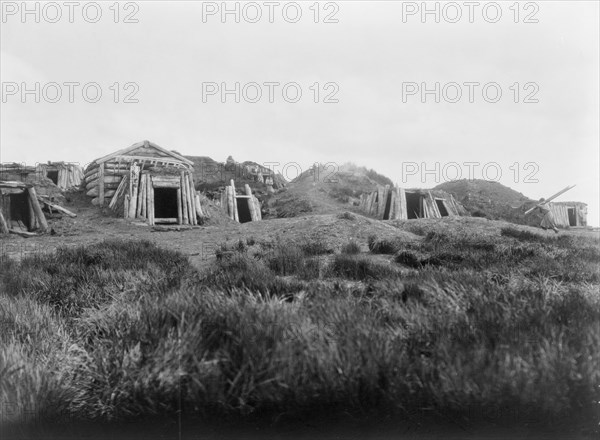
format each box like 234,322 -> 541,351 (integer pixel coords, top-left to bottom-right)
84,140 -> 202,226
36,162 -> 84,190
0,163 -> 36,181
220,179 -> 262,223
548,201 -> 587,228
0,181 -> 48,235
359,185 -> 463,220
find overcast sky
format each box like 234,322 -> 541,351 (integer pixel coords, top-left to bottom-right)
1,1 -> 598,225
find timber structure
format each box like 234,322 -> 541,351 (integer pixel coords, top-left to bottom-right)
359,185 -> 463,220
220,179 -> 262,223
84,140 -> 203,226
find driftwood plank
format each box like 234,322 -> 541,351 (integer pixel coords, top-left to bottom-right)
230,180 -> 239,222
109,176 -> 127,210
38,199 -> 77,218
137,174 -> 146,218
180,172 -> 189,225
9,229 -> 37,237
147,177 -> 155,225
27,187 -> 48,232
0,209 -> 9,234
177,187 -> 183,224
127,164 -> 140,219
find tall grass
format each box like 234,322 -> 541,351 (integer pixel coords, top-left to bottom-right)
1,232 -> 599,429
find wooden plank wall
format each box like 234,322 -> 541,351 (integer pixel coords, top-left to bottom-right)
37,163 -> 84,190
549,204 -> 571,227
358,186 -> 459,220
85,159 -> 204,226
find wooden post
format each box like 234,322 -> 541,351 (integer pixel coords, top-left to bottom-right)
98,163 -> 105,206
185,174 -> 196,225
226,186 -> 234,220
141,177 -> 147,219
26,187 -> 48,232
244,184 -> 256,221
176,187 -> 183,224
398,187 -> 407,220
27,196 -> 37,230
429,191 -> 441,218
109,176 -> 127,210
376,186 -> 384,218
0,209 -> 9,234
128,164 -> 140,219
379,185 -> 389,219
181,172 -> 189,225
368,192 -> 377,216
388,188 -> 397,220
147,177 -> 155,225
230,179 -> 239,222
253,196 -> 262,220
137,174 -> 146,218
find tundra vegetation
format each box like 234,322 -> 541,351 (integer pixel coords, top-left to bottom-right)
1,223 -> 599,433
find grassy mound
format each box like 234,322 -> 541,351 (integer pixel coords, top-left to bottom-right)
434,179 -> 538,224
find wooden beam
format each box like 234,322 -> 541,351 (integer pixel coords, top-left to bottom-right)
127,164 -> 140,219
109,176 -> 127,210
137,174 -> 146,218
180,172 -> 189,225
226,186 -> 234,220
388,188 -> 397,220
186,173 -> 196,226
27,195 -> 36,230
0,209 -> 9,234
176,187 -> 183,224
147,177 -> 155,225
9,229 -> 37,237
230,179 -> 239,222
26,187 -> 48,232
245,184 -> 256,221
38,199 -> 77,218
429,191 -> 441,218
154,218 -> 178,224
140,175 -> 147,219
397,187 -> 406,220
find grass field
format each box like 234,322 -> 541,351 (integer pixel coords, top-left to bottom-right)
1,222 -> 599,437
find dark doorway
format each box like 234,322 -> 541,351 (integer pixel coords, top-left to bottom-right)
383,190 -> 393,220
46,170 -> 59,185
236,198 -> 252,223
9,192 -> 31,230
567,208 -> 577,226
436,199 -> 449,217
405,192 -> 422,219
154,188 -> 178,221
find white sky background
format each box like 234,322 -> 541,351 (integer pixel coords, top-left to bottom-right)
1,1 -> 598,225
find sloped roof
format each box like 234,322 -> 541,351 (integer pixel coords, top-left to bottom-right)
94,140 -> 194,166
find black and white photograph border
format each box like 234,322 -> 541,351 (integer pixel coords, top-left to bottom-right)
0,1 -> 599,439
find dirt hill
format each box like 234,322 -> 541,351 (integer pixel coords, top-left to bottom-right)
265,163 -> 393,218
434,179 -> 538,226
